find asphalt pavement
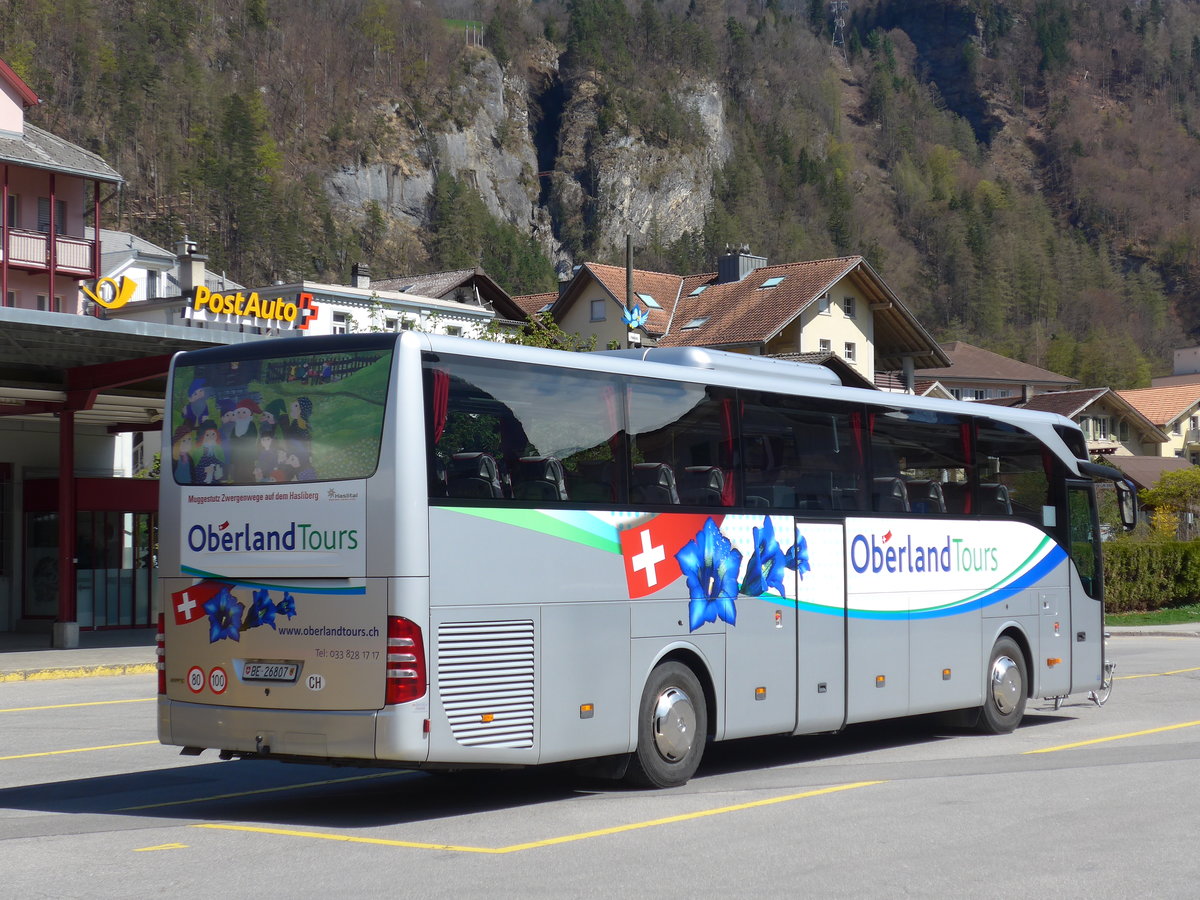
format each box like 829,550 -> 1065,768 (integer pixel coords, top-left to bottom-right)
0,622 -> 1196,682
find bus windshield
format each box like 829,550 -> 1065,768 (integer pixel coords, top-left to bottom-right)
168,346 -> 393,485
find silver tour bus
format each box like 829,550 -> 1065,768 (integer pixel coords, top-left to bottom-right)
157,332 -> 1132,787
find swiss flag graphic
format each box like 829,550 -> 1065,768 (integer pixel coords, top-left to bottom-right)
619,513 -> 718,599
171,581 -> 225,626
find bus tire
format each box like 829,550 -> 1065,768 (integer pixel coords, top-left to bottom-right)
979,637 -> 1027,734
625,662 -> 707,789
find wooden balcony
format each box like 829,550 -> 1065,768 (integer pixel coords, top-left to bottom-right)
1,227 -> 96,276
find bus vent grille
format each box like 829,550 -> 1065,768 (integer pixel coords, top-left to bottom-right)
437,620 -> 535,749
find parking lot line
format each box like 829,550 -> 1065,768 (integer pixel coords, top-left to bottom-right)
1118,665 -> 1200,680
0,740 -> 158,761
120,771 -> 413,811
0,698 -> 154,714
1024,719 -> 1200,755
190,781 -> 885,855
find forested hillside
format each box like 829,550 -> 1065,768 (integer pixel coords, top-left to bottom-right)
4,0 -> 1200,384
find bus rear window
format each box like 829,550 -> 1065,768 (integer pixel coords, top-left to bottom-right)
168,348 -> 392,485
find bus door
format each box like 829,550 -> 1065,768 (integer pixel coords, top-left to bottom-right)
1065,481 -> 1105,692
793,520 -> 847,734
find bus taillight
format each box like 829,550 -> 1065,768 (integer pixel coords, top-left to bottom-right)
385,616 -> 427,705
156,613 -> 166,695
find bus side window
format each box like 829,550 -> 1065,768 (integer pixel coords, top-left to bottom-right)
975,419 -> 1055,525
627,380 -> 734,508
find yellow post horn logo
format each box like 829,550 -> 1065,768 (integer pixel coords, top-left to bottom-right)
82,276 -> 137,310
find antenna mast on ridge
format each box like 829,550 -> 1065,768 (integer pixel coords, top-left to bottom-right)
831,1 -> 849,61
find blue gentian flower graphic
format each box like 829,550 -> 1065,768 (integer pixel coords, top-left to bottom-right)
786,532 -> 811,579
204,587 -> 245,643
275,592 -> 297,620
243,587 -> 278,631
676,517 -> 743,631
740,517 -> 788,598
621,303 -> 649,329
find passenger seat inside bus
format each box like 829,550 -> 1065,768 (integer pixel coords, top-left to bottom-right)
513,456 -> 569,501
567,459 -> 616,502
872,476 -> 910,513
448,452 -> 505,498
905,480 -> 946,514
631,462 -> 680,504
678,466 -> 726,506
978,483 -> 1012,515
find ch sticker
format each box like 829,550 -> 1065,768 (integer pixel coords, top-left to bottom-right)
306,673 -> 325,692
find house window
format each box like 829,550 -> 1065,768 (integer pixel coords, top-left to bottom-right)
971,389 -> 987,400
950,388 -> 963,400
5,194 -> 17,228
590,299 -> 606,322
36,198 -> 67,234
144,271 -> 158,300
819,338 -> 831,353
1172,420 -> 1182,435
400,318 -> 414,330
1118,420 -> 1130,442
385,317 -> 397,331
446,325 -> 463,337
843,296 -> 856,318
36,294 -> 48,311
332,312 -> 349,334
817,294 -> 831,315
996,389 -> 1011,398
844,341 -> 856,362
4,291 -> 13,307
1190,415 -> 1199,432
1094,417 -> 1109,439
635,292 -> 662,309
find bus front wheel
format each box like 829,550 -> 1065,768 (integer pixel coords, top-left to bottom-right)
626,662 -> 707,789
979,637 -> 1027,734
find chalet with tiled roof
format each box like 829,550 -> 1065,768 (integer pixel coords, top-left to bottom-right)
982,388 -> 1167,457
916,341 -> 1078,401
1118,383 -> 1200,463
531,249 -> 947,383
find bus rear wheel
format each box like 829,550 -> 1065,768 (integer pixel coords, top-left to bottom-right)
626,662 -> 707,789
979,637 -> 1027,734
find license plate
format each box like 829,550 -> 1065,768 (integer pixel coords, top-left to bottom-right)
242,661 -> 299,682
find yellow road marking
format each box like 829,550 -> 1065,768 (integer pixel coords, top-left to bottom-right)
191,781 -> 884,854
0,740 -> 157,761
121,771 -> 411,811
0,697 -> 154,713
0,663 -> 157,683
1025,720 -> 1200,754
1118,665 -> 1200,680
133,843 -> 188,852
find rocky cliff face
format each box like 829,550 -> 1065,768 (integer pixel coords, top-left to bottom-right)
325,44 -> 731,269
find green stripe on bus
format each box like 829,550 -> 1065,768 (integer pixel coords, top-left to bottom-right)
445,508 -> 621,554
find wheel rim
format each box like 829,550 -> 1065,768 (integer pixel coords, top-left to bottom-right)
652,685 -> 697,763
990,655 -> 1021,715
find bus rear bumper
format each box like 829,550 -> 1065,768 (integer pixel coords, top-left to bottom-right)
158,697 -> 430,765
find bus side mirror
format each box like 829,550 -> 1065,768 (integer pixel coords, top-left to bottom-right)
1116,481 -> 1137,530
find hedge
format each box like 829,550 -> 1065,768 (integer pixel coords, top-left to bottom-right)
1103,539 -> 1200,612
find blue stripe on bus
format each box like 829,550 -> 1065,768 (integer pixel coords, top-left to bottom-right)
755,544 -> 1069,620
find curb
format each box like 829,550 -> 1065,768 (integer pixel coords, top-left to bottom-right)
0,662 -> 157,683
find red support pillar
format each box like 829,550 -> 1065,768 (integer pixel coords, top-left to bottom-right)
2,164 -> 8,307
54,409 -> 79,648
48,172 -> 56,311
